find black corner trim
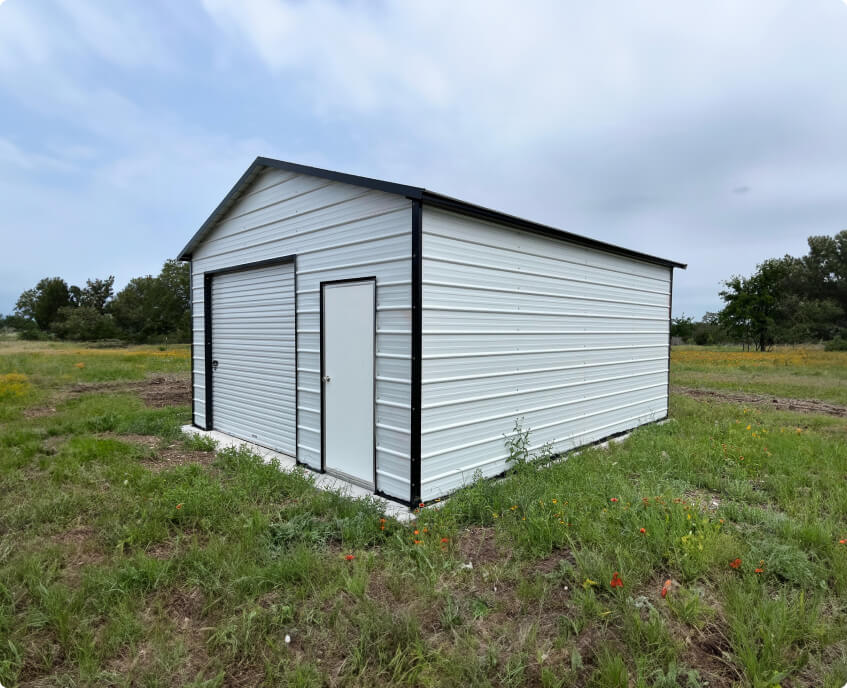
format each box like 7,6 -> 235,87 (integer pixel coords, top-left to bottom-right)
189,260 -> 195,426
410,200 -> 423,506
203,273 -> 213,431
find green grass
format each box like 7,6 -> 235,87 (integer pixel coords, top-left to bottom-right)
1,342 -> 846,686
671,346 -> 847,405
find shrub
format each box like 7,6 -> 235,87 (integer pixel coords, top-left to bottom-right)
824,337 -> 847,351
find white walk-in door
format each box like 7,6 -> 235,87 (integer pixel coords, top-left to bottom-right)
210,261 -> 296,455
322,279 -> 375,487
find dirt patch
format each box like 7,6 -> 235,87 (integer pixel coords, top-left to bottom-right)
51,525 -> 107,577
24,405 -> 59,419
673,385 -> 847,417
25,375 -> 190,419
100,432 -> 163,449
95,433 -> 216,472
69,374 -> 190,408
456,527 -> 507,567
145,448 -> 216,472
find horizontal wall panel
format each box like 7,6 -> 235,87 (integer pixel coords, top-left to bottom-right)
420,206 -> 672,500
192,169 -> 412,501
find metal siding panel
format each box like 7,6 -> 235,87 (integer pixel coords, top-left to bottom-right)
420,207 -> 672,500
192,170 -> 412,500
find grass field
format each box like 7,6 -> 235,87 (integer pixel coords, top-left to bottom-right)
1,342 -> 846,687
671,346 -> 847,405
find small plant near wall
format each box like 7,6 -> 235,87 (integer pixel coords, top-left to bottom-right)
505,417 -> 531,467
505,419 -> 556,471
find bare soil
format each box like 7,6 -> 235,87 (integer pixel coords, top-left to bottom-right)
673,385 -> 847,417
68,375 -> 190,408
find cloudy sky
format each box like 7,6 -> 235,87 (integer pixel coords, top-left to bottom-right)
1,0 -> 846,318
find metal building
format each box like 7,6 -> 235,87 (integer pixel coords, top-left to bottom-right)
178,157 -> 686,506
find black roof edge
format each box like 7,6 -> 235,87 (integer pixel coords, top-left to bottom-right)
178,156 -> 686,270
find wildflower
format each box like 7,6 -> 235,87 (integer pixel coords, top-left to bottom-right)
746,424 -> 751,430
440,537 -> 449,543
661,579 -> 672,598
739,456 -> 744,461
414,539 -> 421,545
423,527 -> 428,533
413,529 -> 419,535
610,572 -> 623,588
419,502 -> 425,507
582,578 -> 597,589
552,499 -> 557,504
74,362 -> 85,369
345,554 -> 354,561
510,505 -> 518,511
639,527 -> 646,534
729,558 -> 741,569
755,568 -> 764,573
380,525 -> 385,531
839,539 -> 846,545
176,503 -> 183,510
492,513 -> 499,519
610,497 -> 618,503
379,518 -> 386,523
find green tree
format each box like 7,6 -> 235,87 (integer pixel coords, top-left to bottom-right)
79,276 -> 115,313
670,314 -> 695,341
110,260 -> 190,342
718,259 -> 790,351
14,277 -> 72,330
51,306 -> 119,341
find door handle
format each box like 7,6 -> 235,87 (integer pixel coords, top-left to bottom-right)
212,360 -> 219,370
322,375 -> 331,383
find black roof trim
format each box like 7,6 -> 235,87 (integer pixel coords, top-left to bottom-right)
178,156 -> 686,269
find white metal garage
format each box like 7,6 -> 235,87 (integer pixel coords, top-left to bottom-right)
178,157 -> 685,506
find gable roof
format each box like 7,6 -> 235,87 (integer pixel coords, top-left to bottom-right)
177,156 -> 686,269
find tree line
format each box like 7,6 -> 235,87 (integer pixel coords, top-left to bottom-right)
0,260 -> 190,344
671,229 -> 847,350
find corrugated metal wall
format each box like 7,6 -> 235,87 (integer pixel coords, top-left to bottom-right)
420,207 -> 671,500
210,262 -> 296,454
191,169 -> 413,500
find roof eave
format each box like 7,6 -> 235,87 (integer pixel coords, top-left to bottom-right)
420,191 -> 687,270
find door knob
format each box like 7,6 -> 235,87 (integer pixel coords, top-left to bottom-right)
212,360 -> 219,370
322,375 -> 331,383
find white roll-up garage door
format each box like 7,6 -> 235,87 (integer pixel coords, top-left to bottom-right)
210,261 -> 296,455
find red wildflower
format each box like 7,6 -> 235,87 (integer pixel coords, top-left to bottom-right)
754,568 -> 764,573
414,539 -> 421,545
661,579 -> 672,598
176,503 -> 183,510
610,497 -> 619,503
610,572 -> 623,588
440,537 -> 449,543
840,539 -> 846,545
639,528 -> 646,534
419,502 -> 425,508
729,558 -> 741,569
345,554 -> 354,561
413,529 -> 419,535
